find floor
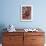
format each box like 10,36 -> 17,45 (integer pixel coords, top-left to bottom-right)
0,44 -> 2,46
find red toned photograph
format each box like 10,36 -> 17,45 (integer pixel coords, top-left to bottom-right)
21,5 -> 33,21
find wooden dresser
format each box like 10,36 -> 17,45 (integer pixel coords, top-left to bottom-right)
2,32 -> 45,46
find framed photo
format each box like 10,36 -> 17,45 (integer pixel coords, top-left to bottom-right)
21,5 -> 33,21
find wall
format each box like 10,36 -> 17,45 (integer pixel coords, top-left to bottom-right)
0,0 -> 46,30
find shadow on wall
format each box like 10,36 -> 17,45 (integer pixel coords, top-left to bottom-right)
0,24 -> 7,43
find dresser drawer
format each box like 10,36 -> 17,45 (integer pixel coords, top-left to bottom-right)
32,44 -> 44,46
3,35 -> 23,44
24,32 -> 44,36
3,44 -> 15,46
32,36 -> 45,44
3,32 -> 23,36
3,43 -> 23,46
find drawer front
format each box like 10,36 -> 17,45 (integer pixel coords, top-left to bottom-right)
32,36 -> 45,44
3,36 -> 23,43
3,35 -> 23,46
3,32 -> 23,36
3,43 -> 23,46
32,44 -> 44,46
24,32 -> 44,36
